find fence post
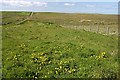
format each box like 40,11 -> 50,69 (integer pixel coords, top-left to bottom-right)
106,26 -> 109,35
83,26 -> 84,30
89,26 -> 91,31
75,26 -> 77,29
29,12 -> 33,17
96,26 -> 99,33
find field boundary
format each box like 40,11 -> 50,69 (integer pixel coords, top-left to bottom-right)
62,25 -> 118,36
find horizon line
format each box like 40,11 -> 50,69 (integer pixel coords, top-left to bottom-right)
1,10 -> 119,15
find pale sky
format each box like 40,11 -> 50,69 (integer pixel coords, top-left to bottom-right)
1,0 -> 120,14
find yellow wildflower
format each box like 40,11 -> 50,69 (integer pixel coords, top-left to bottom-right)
56,71 -> 58,74
60,66 -> 62,69
101,52 -> 106,55
68,70 -> 72,73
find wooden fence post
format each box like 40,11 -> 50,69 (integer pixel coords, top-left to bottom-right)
96,26 -> 99,33
29,12 -> 33,17
89,26 -> 91,31
106,26 -> 109,35
83,26 -> 84,30
75,26 -> 77,29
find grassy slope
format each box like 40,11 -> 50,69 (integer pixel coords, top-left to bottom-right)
2,12 -> 118,78
31,12 -> 118,29
2,12 -> 118,26
2,12 -> 118,35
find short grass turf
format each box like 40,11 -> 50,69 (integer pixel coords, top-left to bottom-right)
2,20 -> 118,78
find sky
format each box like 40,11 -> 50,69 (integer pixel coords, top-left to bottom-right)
0,0 -> 120,14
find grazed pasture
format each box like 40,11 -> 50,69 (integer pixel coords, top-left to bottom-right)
2,12 -> 119,79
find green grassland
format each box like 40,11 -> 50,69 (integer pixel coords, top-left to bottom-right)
2,12 -> 119,78
2,11 -> 118,35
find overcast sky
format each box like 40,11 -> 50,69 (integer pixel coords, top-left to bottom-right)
1,0 -> 120,14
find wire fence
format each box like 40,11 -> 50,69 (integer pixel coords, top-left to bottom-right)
62,25 -> 118,36
11,12 -> 118,36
